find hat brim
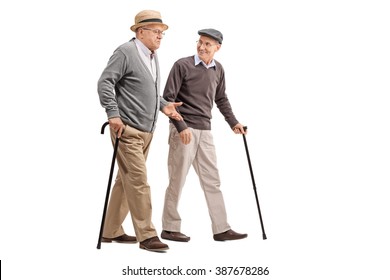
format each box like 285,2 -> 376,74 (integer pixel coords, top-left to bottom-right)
130,22 -> 169,32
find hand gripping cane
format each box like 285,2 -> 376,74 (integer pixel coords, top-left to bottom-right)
97,121 -> 120,249
242,126 -> 267,240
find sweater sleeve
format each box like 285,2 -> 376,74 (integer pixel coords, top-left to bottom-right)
97,50 -> 126,119
163,62 -> 188,132
215,67 -> 239,128
159,96 -> 169,110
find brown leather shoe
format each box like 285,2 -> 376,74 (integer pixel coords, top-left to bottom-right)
101,234 -> 137,243
161,230 -> 190,242
213,229 -> 248,241
140,236 -> 169,252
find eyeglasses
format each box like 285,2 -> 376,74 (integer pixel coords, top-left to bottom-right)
196,40 -> 218,48
142,27 -> 165,36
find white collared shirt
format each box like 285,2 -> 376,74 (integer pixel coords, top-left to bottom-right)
135,38 -> 157,81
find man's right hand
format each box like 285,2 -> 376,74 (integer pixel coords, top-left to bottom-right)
179,128 -> 192,145
108,117 -> 125,138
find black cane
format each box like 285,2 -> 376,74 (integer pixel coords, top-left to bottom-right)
97,121 -> 120,249
242,126 -> 267,240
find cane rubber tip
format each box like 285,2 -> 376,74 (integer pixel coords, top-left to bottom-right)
263,234 -> 267,240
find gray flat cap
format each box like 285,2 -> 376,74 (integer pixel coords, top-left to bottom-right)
198,28 -> 223,44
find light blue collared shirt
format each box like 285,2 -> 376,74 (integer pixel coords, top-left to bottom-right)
194,54 -> 217,69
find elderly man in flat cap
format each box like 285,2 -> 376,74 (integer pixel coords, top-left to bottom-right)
160,28 -> 248,243
97,10 -> 183,252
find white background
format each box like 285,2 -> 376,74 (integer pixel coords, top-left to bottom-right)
1,0 -> 389,279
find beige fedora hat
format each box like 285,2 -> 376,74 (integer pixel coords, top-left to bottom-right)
130,10 -> 168,32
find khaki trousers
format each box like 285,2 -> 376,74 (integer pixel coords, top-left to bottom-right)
162,124 -> 231,234
103,125 -> 157,242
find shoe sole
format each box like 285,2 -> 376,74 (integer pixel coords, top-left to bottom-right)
214,236 -> 248,241
139,245 -> 169,252
161,235 -> 190,242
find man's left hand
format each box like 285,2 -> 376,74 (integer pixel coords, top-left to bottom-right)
163,102 -> 183,121
233,123 -> 246,134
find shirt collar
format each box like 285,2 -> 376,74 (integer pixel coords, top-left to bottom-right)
134,38 -> 154,58
194,54 -> 216,69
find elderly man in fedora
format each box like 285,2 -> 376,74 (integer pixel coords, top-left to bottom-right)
160,28 -> 248,243
97,10 -> 183,252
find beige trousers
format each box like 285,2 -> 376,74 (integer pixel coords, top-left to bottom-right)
102,125 -> 157,242
162,124 -> 231,234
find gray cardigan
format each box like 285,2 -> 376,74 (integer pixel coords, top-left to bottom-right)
97,38 -> 168,132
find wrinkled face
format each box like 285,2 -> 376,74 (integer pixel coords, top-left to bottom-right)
137,24 -> 166,51
196,35 -> 221,64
